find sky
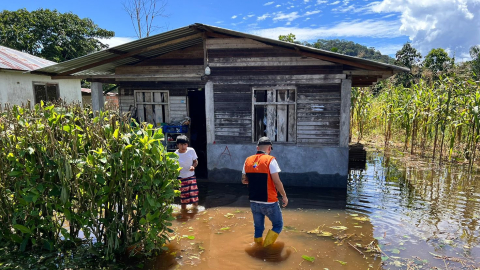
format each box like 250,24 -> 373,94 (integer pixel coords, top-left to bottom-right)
2,0 -> 480,61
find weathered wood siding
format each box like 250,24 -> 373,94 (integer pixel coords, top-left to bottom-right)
296,84 -> 341,146
213,84 -> 252,144
207,37 -> 343,146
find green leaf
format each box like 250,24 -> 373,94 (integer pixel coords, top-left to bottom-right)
8,171 -> 23,177
391,249 -> 400,254
302,255 -> 315,262
20,237 -> 29,252
335,260 -> 347,265
13,224 -> 32,234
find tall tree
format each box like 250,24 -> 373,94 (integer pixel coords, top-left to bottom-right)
394,43 -> 422,87
123,0 -> 168,38
395,43 -> 422,69
0,9 -> 115,62
470,45 -> 480,79
423,48 -> 454,75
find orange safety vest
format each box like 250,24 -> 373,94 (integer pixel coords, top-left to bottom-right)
244,153 -> 278,202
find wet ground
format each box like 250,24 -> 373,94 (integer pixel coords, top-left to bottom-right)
144,151 -> 480,269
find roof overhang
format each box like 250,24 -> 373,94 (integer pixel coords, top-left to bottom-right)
32,23 -> 409,87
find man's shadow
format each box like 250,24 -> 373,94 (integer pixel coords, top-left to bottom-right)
244,241 -> 292,262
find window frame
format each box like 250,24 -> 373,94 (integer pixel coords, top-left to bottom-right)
134,90 -> 170,126
32,82 -> 60,104
251,86 -> 297,143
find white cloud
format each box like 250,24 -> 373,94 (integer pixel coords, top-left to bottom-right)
316,0 -> 327,4
304,0 -> 310,2
329,1 -> 340,5
305,10 -> 321,16
273,12 -> 301,22
99,37 -> 136,48
275,4 -> 282,7
250,19 -> 402,40
369,0 -> 480,57
248,14 -> 255,17
215,20 -> 224,24
264,1 -> 275,5
257,13 -> 271,20
286,22 -> 292,25
231,15 -> 237,19
305,17 -> 311,21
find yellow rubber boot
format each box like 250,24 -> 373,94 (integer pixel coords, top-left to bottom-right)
263,230 -> 279,247
254,237 -> 263,245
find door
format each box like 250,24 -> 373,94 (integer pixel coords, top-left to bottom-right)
188,88 -> 207,178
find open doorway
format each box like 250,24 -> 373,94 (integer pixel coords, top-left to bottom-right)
188,88 -> 207,178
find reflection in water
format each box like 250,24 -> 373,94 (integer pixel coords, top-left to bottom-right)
143,151 -> 480,269
244,241 -> 291,262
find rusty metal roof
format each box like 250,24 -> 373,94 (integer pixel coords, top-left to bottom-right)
34,23 -> 409,76
0,45 -> 56,71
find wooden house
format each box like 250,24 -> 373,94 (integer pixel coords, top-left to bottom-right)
33,23 -> 408,188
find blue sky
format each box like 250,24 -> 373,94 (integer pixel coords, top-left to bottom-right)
3,0 -> 480,60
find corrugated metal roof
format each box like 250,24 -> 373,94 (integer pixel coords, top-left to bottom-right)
35,26 -> 201,75
34,23 -> 409,76
0,45 -> 56,71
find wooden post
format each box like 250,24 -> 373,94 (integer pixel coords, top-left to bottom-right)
205,81 -> 215,143
91,82 -> 104,112
340,79 -> 352,147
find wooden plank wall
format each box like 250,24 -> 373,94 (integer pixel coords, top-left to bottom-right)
213,84 -> 252,144
207,37 -> 343,146
296,84 -> 341,146
170,96 -> 188,122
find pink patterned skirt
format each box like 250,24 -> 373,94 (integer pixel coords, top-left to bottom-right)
179,175 -> 199,204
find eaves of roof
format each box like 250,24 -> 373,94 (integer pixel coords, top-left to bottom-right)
33,23 -> 409,76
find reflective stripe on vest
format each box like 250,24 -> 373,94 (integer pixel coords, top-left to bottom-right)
244,154 -> 278,202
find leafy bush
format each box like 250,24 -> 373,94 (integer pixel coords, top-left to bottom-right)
0,102 -> 180,260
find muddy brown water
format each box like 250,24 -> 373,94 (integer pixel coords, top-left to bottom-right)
143,152 -> 480,269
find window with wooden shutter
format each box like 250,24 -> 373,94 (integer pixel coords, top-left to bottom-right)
252,86 -> 296,142
134,90 -> 169,126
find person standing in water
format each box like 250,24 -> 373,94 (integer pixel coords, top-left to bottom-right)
175,135 -> 199,210
242,137 -> 288,247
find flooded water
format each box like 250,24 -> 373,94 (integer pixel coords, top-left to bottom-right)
144,151 -> 480,269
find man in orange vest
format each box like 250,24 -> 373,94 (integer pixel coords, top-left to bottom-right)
242,136 -> 288,247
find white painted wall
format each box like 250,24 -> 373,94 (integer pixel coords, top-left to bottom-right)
0,70 -> 82,106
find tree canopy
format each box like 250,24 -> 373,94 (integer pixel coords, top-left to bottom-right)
304,39 -> 395,64
423,48 -> 454,75
470,45 -> 480,79
395,43 -> 422,69
0,9 -> 115,62
279,33 -> 296,43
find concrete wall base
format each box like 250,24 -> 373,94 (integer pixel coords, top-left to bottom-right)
207,143 -> 348,188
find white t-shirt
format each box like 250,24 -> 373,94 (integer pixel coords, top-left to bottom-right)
175,147 -> 198,178
242,156 -> 281,204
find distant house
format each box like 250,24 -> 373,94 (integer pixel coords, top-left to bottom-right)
81,88 -> 119,107
32,23 -> 408,188
0,45 -> 81,106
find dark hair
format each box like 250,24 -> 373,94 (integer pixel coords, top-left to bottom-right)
176,135 -> 189,144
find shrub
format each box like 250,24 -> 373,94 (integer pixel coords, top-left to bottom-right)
0,102 -> 180,260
